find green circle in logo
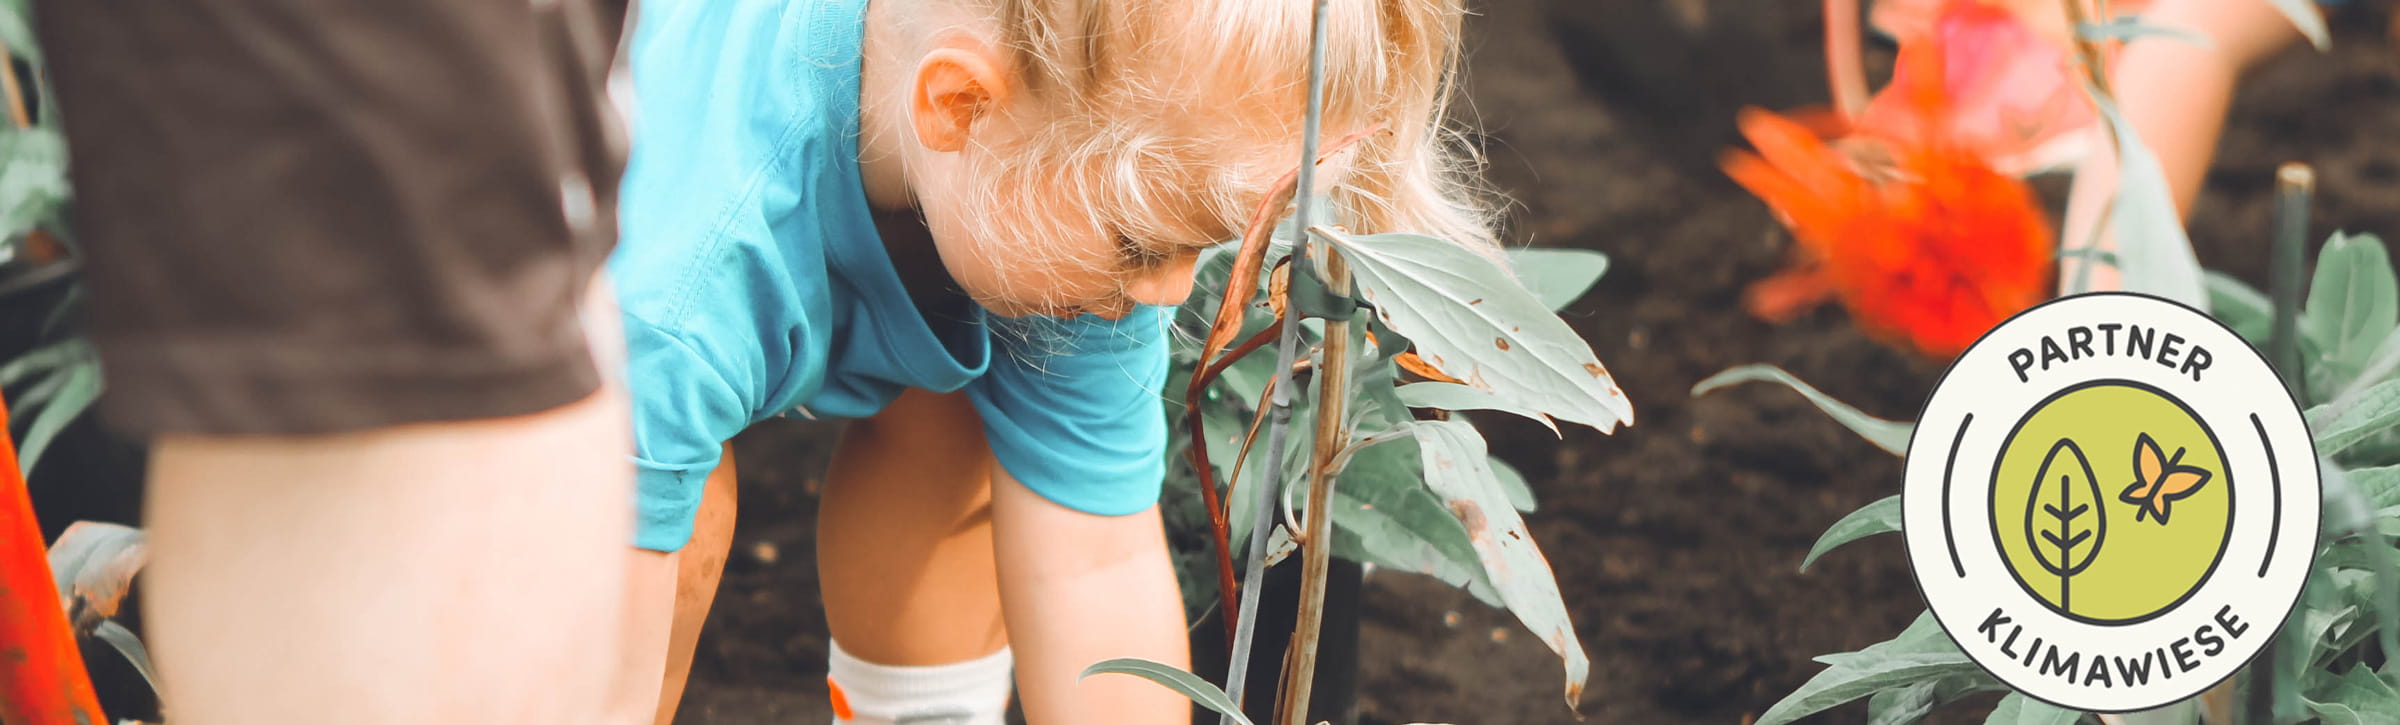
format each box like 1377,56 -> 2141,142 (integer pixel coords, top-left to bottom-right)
1989,379 -> 2233,624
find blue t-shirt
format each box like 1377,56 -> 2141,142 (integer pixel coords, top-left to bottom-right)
614,0 -> 1170,552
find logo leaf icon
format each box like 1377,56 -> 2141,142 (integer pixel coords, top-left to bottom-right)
2118,432 -> 2212,525
2025,438 -> 2106,613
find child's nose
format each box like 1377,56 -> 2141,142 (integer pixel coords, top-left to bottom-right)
1123,252 -> 1200,306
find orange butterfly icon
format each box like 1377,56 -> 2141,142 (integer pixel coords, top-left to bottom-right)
2118,432 -> 2212,525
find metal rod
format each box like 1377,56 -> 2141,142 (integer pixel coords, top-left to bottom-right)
1221,0 -> 1333,719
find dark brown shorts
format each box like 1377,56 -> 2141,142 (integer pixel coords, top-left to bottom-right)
35,0 -> 629,436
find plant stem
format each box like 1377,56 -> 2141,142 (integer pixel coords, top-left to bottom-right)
1225,0 -> 1333,717
0,392 -> 109,725
1188,319 -> 1284,647
1822,0 -> 1867,119
2268,163 -> 2311,395
2249,162 -> 2311,725
1278,243 -> 1349,725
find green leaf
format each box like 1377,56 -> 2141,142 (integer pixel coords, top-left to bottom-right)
0,338 -> 91,388
0,129 -> 70,238
1491,457 -> 1536,513
2265,0 -> 2332,50
17,361 -> 97,473
90,620 -> 158,696
2305,233 -> 2399,389
2336,329 -> 2400,409
1325,436 -> 1499,606
1757,612 -> 1982,725
45,521 -> 144,619
1396,381 -> 1558,435
2207,271 -> 2274,345
2088,90 -> 2208,309
1868,673 -> 1999,725
1408,419 -> 1589,711
1984,693 -> 2082,725
2314,380 -> 2400,457
2076,18 -> 2208,46
0,1 -> 36,72
2359,465 -> 2400,508
1080,658 -> 1253,725
1692,365 -> 1913,456
2306,665 -> 2400,725
1506,248 -> 1609,312
1319,229 -> 1633,433
1803,495 -> 1901,572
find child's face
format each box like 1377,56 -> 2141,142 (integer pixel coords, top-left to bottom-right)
895,34 -> 1328,320
911,124 -> 1299,320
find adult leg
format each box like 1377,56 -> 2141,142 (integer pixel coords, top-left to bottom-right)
141,384 -> 633,724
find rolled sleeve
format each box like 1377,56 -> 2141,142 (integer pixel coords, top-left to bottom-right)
966,306 -> 1172,516
624,317 -> 752,551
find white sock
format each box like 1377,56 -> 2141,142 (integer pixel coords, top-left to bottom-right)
826,640 -> 1014,725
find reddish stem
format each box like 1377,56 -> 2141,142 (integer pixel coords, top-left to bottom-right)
1184,318 -> 1285,646
0,393 -> 108,725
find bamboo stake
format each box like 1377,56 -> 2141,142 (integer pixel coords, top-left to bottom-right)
1276,246 -> 1348,725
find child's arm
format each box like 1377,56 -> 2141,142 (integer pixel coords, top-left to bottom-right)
991,468 -> 1194,724
2058,0 -> 2305,292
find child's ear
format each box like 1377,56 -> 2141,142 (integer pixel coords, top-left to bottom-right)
911,35 -> 1013,152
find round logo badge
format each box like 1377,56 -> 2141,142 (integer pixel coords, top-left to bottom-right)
1904,292 -> 2318,713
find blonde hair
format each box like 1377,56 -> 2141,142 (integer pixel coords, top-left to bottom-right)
960,0 -> 1496,266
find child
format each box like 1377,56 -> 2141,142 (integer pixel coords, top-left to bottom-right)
607,1 -> 1489,723
2057,0 -> 2311,290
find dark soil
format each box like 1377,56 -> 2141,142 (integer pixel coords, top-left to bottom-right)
678,2 -> 2400,724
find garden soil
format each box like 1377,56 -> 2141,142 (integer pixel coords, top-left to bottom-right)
25,1 -> 2400,723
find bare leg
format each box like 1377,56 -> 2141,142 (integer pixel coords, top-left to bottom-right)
141,384 -> 632,725
817,387 -> 1187,724
817,388 -> 1008,666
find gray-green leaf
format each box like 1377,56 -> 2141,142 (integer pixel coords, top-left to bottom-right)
2088,90 -> 2207,309
1409,419 -> 1589,711
1320,229 -> 1633,433
1757,612 -> 1982,725
2305,233 -> 2399,389
1397,381 -> 1558,435
90,620 -> 159,696
1326,437 -> 1499,606
1803,495 -> 1901,572
1984,693 -> 2082,725
1080,658 -> 1253,725
2306,665 -> 2400,725
2265,0 -> 2332,50
1505,248 -> 1609,312
2207,271 -> 2273,345
2313,380 -> 2400,456
1692,364 -> 1913,456
1492,457 -> 1536,513
17,360 -> 97,473
2075,18 -> 2208,45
